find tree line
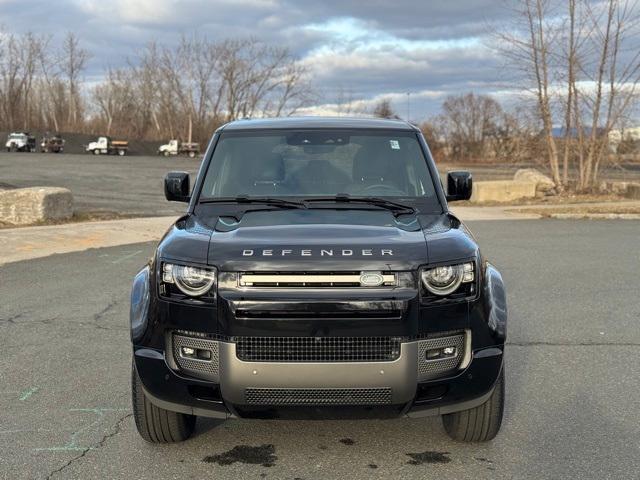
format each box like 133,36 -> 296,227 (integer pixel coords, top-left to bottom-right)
374,0 -> 640,191
0,32 -> 89,134
0,31 -> 312,145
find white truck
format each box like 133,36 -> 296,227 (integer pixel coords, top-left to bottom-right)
5,132 -> 36,152
158,139 -> 199,158
86,136 -> 129,156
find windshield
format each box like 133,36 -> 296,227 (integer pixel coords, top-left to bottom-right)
9,134 -> 24,140
200,129 -> 440,208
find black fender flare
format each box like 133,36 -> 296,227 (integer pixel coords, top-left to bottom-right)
482,262 -> 507,341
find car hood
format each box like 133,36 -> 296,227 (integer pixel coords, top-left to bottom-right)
209,209 -> 429,271
157,209 -> 479,271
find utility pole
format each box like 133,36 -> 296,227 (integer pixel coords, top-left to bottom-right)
406,92 -> 411,122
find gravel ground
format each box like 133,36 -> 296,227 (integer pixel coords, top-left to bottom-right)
0,152 -> 199,217
2,152 -> 639,221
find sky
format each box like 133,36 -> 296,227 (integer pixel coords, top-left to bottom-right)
0,0 -> 517,121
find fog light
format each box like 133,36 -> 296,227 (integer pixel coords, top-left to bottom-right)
181,346 -> 212,361
425,346 -> 457,360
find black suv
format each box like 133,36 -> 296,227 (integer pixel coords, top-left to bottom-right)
130,117 -> 507,443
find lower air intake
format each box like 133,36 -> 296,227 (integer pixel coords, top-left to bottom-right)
244,387 -> 393,406
417,333 -> 466,381
172,334 -> 219,381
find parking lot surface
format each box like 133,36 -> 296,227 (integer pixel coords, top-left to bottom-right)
1,219 -> 639,479
3,152 -> 640,220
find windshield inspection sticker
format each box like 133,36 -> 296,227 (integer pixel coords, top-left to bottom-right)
390,140 -> 400,150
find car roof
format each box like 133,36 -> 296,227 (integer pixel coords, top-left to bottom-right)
218,116 -> 418,132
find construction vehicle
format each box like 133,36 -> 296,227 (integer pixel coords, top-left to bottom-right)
86,136 -> 129,156
158,139 -> 200,158
41,133 -> 65,153
5,132 -> 36,152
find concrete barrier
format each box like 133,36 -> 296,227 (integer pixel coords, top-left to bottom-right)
0,187 -> 73,226
470,180 -> 537,203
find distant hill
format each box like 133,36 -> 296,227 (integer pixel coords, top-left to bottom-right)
551,127 -> 605,138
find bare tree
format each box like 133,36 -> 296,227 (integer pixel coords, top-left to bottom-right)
60,32 -> 89,130
580,0 -> 640,188
494,0 -> 563,186
92,68 -> 137,136
438,93 -> 509,162
0,32 -> 26,130
496,0 -> 640,191
372,98 -> 398,119
213,39 -> 311,121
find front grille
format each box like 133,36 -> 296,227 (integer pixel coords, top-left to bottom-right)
417,333 -> 466,381
245,387 -> 392,406
172,334 -> 220,381
235,336 -> 403,362
234,309 -> 403,321
238,271 -> 396,288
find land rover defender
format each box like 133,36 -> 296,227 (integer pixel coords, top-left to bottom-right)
130,117 -> 507,443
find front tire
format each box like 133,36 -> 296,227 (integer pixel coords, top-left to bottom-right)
442,368 -> 504,442
131,360 -> 196,443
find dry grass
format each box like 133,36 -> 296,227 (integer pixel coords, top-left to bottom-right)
512,204 -> 640,217
455,192 -> 627,207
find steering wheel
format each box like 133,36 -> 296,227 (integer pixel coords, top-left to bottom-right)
360,183 -> 405,195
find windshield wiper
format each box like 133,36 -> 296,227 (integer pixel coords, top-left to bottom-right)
200,196 -> 307,209
303,194 -> 416,217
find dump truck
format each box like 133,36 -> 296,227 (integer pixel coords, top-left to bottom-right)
158,139 -> 200,158
5,132 -> 36,152
40,133 -> 65,153
86,136 -> 128,156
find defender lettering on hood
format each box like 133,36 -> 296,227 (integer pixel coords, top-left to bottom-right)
242,248 -> 394,257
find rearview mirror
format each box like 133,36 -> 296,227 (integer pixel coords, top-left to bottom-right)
446,171 -> 472,202
164,171 -> 190,202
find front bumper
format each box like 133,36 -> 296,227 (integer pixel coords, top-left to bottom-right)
133,339 -> 503,419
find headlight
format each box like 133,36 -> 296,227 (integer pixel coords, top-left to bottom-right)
162,263 -> 216,297
421,262 -> 474,296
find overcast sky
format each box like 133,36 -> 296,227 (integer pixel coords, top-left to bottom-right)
0,0 -> 516,121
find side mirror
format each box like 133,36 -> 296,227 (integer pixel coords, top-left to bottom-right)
164,171 -> 190,202
446,171 -> 472,202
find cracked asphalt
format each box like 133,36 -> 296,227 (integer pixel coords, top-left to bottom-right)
1,220 -> 639,479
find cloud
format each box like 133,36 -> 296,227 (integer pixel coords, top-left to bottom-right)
0,0 -> 515,119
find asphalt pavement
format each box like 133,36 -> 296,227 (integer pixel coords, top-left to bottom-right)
1,219 -> 639,479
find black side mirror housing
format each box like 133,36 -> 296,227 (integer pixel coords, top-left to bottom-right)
164,171 -> 190,202
446,171 -> 473,202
